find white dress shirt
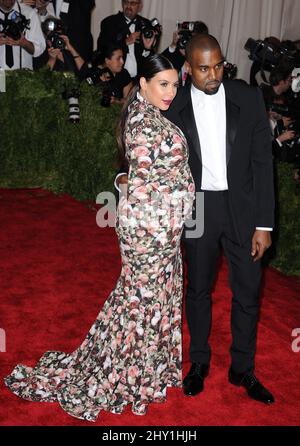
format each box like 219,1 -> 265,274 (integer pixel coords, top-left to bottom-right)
55,0 -> 63,16
124,17 -> 137,78
35,2 -> 56,23
191,82 -> 228,191
0,2 -> 46,70
191,83 -> 272,231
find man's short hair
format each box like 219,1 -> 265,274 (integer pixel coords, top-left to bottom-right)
185,34 -> 222,62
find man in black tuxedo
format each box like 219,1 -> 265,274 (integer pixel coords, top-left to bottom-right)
52,0 -> 95,61
97,0 -> 153,79
164,35 -> 275,404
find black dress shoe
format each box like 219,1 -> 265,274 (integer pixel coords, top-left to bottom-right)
229,368 -> 275,404
183,363 -> 209,396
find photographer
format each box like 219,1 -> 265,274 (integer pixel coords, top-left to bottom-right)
162,21 -> 208,85
97,1 -> 157,79
46,32 -> 84,73
267,96 -> 296,161
0,0 -> 45,69
79,44 -> 133,105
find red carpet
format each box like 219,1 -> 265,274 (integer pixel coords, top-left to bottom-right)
0,188 -> 299,426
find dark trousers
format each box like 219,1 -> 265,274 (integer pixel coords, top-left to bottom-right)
184,191 -> 262,374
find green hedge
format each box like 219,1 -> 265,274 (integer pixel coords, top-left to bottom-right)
271,162 -> 300,276
0,71 -> 299,275
0,70 -> 121,201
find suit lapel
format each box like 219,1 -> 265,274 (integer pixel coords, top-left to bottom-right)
179,90 -> 202,163
177,82 -> 240,169
224,82 -> 240,165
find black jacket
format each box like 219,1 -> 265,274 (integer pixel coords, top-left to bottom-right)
53,0 -> 95,61
97,11 -> 151,71
164,80 -> 275,245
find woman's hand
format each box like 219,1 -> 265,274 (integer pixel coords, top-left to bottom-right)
60,35 -> 71,52
48,47 -> 61,61
277,130 -> 296,143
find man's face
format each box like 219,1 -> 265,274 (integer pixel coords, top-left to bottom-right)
122,0 -> 141,21
186,47 -> 225,95
280,74 -> 292,94
0,0 -> 15,11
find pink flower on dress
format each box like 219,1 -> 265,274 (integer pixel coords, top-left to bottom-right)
138,156 -> 152,169
132,177 -> 144,187
134,146 -> 150,157
136,245 -> 148,254
173,134 -> 183,144
138,273 -> 149,284
155,134 -> 162,144
171,146 -> 183,157
135,134 -> 148,145
133,185 -> 148,201
128,366 -> 139,378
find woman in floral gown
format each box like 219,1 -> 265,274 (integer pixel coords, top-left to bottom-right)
4,55 -> 195,421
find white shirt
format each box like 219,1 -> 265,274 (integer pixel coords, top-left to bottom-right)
54,0 -> 63,16
0,2 -> 46,70
124,17 -> 137,78
191,82 -> 228,191
191,82 -> 272,231
35,3 -> 56,23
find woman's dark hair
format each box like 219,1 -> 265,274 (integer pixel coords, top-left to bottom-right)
269,61 -> 293,86
116,54 -> 174,169
92,44 -> 124,67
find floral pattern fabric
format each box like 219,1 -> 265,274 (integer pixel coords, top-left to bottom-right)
4,93 -> 195,422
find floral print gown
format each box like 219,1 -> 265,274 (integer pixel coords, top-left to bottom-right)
4,92 -> 195,422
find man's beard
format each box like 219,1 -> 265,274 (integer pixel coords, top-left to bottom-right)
204,81 -> 221,95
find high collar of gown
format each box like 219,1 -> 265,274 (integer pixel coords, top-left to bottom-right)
136,91 -> 161,116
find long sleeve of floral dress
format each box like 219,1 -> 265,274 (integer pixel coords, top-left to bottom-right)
4,93 -> 195,422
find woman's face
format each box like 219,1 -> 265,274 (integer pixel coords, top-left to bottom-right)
140,69 -> 179,111
105,50 -> 124,74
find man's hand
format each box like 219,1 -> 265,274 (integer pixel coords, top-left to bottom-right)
142,33 -> 157,50
22,0 -> 36,6
48,47 -> 62,61
251,230 -> 272,262
170,31 -> 179,50
282,117 -> 294,128
126,31 -> 140,46
277,130 -> 296,143
0,33 -> 7,46
4,35 -> 34,55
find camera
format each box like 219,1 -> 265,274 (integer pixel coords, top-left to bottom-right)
42,17 -> 66,50
0,11 -> 30,40
223,62 -> 238,80
292,68 -> 300,93
244,38 -> 296,69
62,87 -> 80,124
84,66 -> 112,86
176,21 -> 208,51
177,30 -> 193,50
100,83 -> 122,108
177,21 -> 198,32
141,18 -> 161,40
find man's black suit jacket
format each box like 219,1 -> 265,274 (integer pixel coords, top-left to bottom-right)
53,0 -> 95,61
161,47 -> 185,72
163,80 -> 275,246
97,11 -> 151,70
